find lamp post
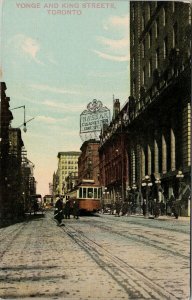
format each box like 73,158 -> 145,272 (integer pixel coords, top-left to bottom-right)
176,170 -> 184,200
127,186 -> 131,214
132,184 -> 137,214
142,175 -> 152,217
155,178 -> 161,203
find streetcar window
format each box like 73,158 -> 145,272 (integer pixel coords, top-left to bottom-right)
83,188 -> 87,198
79,188 -> 82,198
88,188 -> 93,198
94,188 -> 97,198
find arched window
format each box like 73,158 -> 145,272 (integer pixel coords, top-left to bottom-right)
173,22 -> 178,47
132,56 -> 135,71
162,7 -> 166,26
163,37 -> 168,58
149,58 -> 152,78
142,42 -> 145,58
142,14 -> 145,31
142,66 -> 146,85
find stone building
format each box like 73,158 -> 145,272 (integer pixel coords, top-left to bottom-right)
128,1 -> 191,215
57,151 -> 80,195
78,139 -> 100,185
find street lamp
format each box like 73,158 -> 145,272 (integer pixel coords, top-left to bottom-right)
142,175 -> 152,217
176,170 -> 184,200
11,105 -> 35,132
155,178 -> 161,203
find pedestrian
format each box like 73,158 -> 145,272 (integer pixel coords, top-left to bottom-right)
73,200 -> 79,219
172,200 -> 180,219
54,196 -> 64,226
142,199 -> 147,216
65,199 -> 71,219
160,200 -> 165,215
122,201 -> 128,216
115,201 -> 121,217
153,199 -> 160,218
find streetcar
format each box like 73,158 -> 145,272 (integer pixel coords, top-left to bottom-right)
29,194 -> 44,215
66,179 -> 101,213
43,194 -> 53,208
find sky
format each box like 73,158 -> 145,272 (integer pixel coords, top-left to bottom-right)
1,0 -> 130,196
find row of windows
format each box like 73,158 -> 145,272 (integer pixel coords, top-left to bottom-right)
133,21 -> 177,53
62,166 -> 78,170
132,2 -> 176,25
61,161 -> 78,165
61,156 -> 79,160
79,187 -> 101,199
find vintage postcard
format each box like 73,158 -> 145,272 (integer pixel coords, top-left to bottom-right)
0,0 -> 191,299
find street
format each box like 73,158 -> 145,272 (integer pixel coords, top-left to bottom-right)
0,212 -> 190,300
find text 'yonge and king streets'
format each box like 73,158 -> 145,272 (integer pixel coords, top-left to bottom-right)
16,2 -> 117,15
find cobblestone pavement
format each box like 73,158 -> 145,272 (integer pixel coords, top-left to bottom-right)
0,212 -> 190,300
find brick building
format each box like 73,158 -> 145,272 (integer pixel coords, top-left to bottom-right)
78,139 -> 100,185
99,99 -> 129,205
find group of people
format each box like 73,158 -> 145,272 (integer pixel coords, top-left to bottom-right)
102,198 -> 180,219
54,197 -> 79,226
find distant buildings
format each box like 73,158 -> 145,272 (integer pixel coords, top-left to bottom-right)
78,139 -> 100,185
56,151 -> 80,196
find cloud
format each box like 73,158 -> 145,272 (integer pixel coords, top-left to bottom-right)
92,50 -> 128,62
12,34 -> 43,65
35,115 -> 70,124
97,36 -> 129,51
30,84 -> 80,95
43,100 -> 83,112
94,14 -> 130,62
36,115 -> 57,124
104,14 -> 129,31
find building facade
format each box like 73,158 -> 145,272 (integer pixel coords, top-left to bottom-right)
99,99 -> 130,208
0,83 -> 13,224
57,151 -> 80,195
128,1 -> 191,215
0,82 -> 37,224
78,139 -> 100,185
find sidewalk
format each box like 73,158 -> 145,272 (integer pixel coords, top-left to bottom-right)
123,213 -> 190,222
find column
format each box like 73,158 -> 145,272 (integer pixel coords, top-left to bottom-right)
147,145 -> 151,175
154,139 -> 159,174
170,128 -> 176,171
141,146 -> 145,178
162,133 -> 167,174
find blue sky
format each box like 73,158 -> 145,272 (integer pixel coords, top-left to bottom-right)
1,0 -> 130,195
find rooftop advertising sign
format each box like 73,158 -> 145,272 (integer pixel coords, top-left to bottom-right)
80,99 -> 110,141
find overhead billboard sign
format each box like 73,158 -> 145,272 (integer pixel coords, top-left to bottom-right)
80,99 -> 110,141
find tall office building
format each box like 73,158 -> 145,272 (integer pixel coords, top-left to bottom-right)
57,151 -> 81,195
128,1 -> 191,215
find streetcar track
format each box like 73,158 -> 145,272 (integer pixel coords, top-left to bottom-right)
62,224 -> 178,300
0,223 -> 26,260
88,219 -> 189,260
99,214 -> 189,234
